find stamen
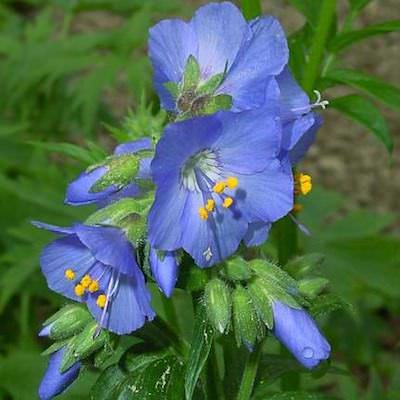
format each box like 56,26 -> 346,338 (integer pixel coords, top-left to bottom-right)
203,247 -> 213,262
96,294 -> 107,308
205,199 -> 215,212
198,207 -> 209,220
80,274 -> 92,289
295,173 -> 312,196
88,280 -> 99,293
222,197 -> 233,208
64,269 -> 75,281
213,181 -> 226,194
226,176 -> 238,189
74,284 -> 85,297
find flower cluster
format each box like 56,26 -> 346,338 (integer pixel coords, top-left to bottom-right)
35,2 -> 330,398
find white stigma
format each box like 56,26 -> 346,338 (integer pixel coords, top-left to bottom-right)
203,247 -> 213,262
311,90 -> 329,110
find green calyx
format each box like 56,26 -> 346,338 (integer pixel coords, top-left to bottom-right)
90,153 -> 141,193
86,197 -> 152,247
164,55 -> 232,120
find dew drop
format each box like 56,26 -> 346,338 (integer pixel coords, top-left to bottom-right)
302,347 -> 314,359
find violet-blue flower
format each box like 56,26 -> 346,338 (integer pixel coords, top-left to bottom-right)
150,248 -> 179,298
33,221 -> 155,335
272,300 -> 331,369
38,347 -> 81,400
149,1 -> 288,117
148,108 -> 293,267
65,138 -> 153,206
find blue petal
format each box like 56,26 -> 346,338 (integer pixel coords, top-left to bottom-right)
40,235 -> 96,301
236,159 -> 293,223
149,19 -> 198,110
219,16 -> 288,111
215,108 -> 281,174
97,183 -> 141,208
86,264 -> 155,335
289,114 -> 322,165
180,190 -> 247,267
32,221 -> 75,236
65,166 -> 118,206
243,222 -> 272,247
276,66 -> 310,120
281,113 -> 315,152
190,2 -> 249,78
113,138 -> 152,155
149,117 -> 222,250
137,157 -> 153,180
272,301 -> 331,369
150,248 -> 179,297
38,348 -> 81,400
74,224 -> 139,277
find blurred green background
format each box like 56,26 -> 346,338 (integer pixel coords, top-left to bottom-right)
0,0 -> 399,399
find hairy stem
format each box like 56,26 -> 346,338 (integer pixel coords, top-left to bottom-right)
236,342 -> 263,400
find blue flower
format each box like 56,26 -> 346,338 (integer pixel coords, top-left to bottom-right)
272,300 -> 331,369
150,248 -> 179,298
268,67 -> 325,165
33,221 -> 155,334
65,138 -> 153,206
149,2 -> 288,115
38,347 -> 81,400
148,108 -> 293,267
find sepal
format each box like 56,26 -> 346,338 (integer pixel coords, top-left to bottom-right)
232,286 -> 264,350
204,278 -> 232,333
40,304 -> 92,340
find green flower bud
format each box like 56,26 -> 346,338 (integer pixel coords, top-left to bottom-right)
90,153 -> 141,193
298,277 -> 329,299
232,286 -> 263,349
247,278 -> 274,329
204,278 -> 231,333
285,253 -> 325,278
222,257 -> 252,282
41,304 -> 92,340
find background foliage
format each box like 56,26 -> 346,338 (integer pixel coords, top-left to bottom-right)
0,0 -> 399,399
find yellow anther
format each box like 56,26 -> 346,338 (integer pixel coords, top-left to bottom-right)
198,207 -> 209,220
88,280 -> 99,293
295,173 -> 312,196
74,284 -> 85,297
213,181 -> 226,194
292,203 -> 303,214
205,199 -> 215,212
96,294 -> 107,309
80,274 -> 92,289
64,269 -> 75,281
226,176 -> 238,189
222,197 -> 234,208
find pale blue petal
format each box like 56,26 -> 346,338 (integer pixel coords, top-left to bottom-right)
113,138 -> 152,155
150,248 -> 179,297
243,222 -> 272,247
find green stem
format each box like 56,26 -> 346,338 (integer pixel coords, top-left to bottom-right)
236,342 -> 263,400
241,0 -> 262,20
275,215 -> 298,266
301,0 -> 337,93
160,293 -> 181,335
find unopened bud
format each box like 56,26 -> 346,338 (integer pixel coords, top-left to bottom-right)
247,278 -> 274,329
298,277 -> 329,299
222,257 -> 252,282
40,304 -> 91,340
204,278 -> 231,333
232,286 -> 263,350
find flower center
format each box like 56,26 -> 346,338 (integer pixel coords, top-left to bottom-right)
181,149 -> 221,192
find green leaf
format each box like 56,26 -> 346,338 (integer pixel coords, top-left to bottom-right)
287,0 -> 322,27
324,69 -> 400,110
185,306 -> 214,400
329,20 -> 400,52
90,365 -> 127,400
330,95 -> 393,153
241,0 -> 262,20
269,391 -> 337,400
348,0 -> 372,13
28,141 -> 106,165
